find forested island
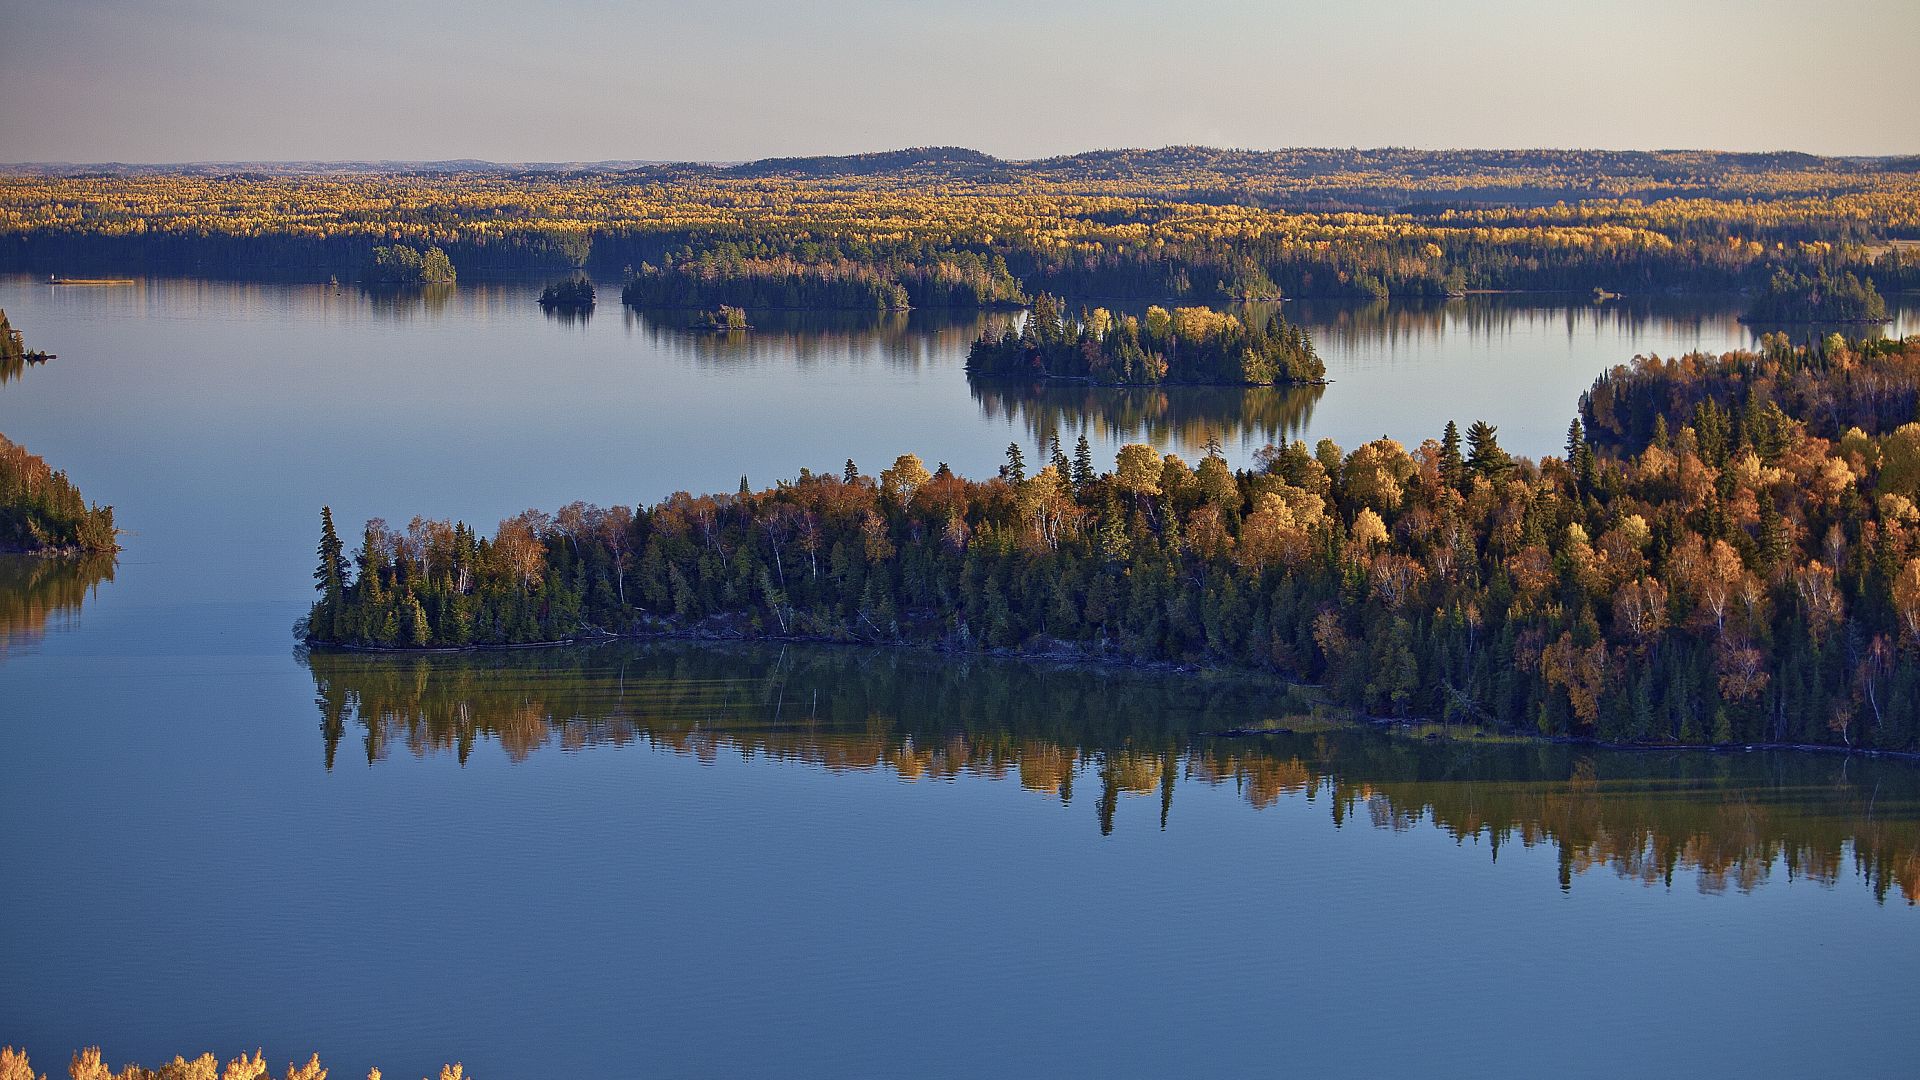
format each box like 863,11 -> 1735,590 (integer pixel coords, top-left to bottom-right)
306,333 -> 1920,752
7,148 -> 1918,302
1741,268 -> 1890,324
689,305 -> 749,332
536,277 -> 595,311
966,295 -> 1325,385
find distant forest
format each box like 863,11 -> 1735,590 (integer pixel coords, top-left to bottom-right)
5,148 -> 1917,304
309,333 -> 1920,753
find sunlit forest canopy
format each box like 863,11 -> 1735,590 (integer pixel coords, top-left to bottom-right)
0,434 -> 118,555
306,642 -> 1920,902
0,1045 -> 468,1080
5,148 -> 1918,300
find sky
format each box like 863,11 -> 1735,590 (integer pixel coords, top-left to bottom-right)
1,0 -> 1916,163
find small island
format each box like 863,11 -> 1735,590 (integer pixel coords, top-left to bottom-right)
1741,267 -> 1890,324
966,294 -> 1326,386
362,243 -> 457,285
690,305 -> 750,333
1,309 -> 55,384
537,277 -> 596,312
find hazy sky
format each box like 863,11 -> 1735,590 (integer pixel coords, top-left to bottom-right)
3,0 -> 1916,162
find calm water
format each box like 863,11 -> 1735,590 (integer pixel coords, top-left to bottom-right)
2,277 -> 1917,1079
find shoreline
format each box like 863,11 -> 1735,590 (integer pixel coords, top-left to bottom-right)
303,627 -> 1920,762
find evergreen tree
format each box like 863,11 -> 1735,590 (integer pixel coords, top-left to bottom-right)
1440,421 -> 1464,490
1465,420 -> 1511,479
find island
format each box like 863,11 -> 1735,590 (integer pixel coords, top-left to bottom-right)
966,295 -> 1326,385
537,277 -> 596,312
685,305 -> 750,333
1741,268 -> 1890,324
305,333 -> 1920,753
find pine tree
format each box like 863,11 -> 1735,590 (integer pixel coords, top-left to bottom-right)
1003,442 -> 1027,483
1072,434 -> 1096,494
311,506 -> 349,641
1465,420 -> 1511,480
1440,421 -> 1464,490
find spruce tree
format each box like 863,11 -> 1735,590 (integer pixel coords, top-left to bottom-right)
1440,421 -> 1464,490
1072,434 -> 1096,494
1465,420 -> 1511,480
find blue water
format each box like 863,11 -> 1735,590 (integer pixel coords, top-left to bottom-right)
1,278 -> 1915,1079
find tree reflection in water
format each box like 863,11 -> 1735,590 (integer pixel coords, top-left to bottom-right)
0,554 -> 115,654
305,641 -> 1920,903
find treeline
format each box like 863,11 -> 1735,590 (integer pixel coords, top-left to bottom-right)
309,336 -> 1920,751
7,156 -> 1918,302
0,1044 -> 469,1080
1741,267 -> 1889,324
362,244 -> 455,285
0,435 -> 117,555
966,295 -> 1325,385
620,248 -> 1026,311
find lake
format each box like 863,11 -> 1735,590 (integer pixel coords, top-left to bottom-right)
1,277 -> 1916,1079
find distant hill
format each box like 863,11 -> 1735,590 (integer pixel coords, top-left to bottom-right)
11,146 -> 1919,194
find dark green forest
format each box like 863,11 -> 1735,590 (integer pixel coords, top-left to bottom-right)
309,334 -> 1920,752
1741,268 -> 1890,324
362,244 -> 456,285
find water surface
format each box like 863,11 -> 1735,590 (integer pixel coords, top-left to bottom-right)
1,278 -> 1915,1079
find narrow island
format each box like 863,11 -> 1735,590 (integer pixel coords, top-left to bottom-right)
306,333 -> 1920,753
537,277 -> 595,312
966,295 -> 1326,386
1741,267 -> 1890,324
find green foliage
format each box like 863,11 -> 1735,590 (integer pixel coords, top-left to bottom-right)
362,243 -> 456,284
536,277 -> 595,310
1743,267 -> 1889,324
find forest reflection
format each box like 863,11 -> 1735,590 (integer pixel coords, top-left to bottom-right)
970,378 -> 1323,454
622,306 -> 997,367
305,642 -> 1920,902
0,555 -> 114,654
